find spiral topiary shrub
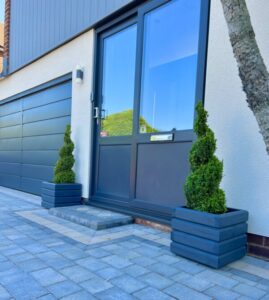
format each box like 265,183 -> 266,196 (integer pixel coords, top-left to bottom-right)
184,102 -> 227,214
53,124 -> 75,184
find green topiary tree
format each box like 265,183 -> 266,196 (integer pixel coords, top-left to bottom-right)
184,102 -> 227,214
53,124 -> 75,184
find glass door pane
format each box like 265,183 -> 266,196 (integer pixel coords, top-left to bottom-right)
100,24 -> 137,137
139,0 -> 201,134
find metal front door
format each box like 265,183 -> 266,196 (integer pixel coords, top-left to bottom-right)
91,0 -> 210,223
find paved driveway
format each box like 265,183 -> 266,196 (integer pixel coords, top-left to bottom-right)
0,187 -> 269,300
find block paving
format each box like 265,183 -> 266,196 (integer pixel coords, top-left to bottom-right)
0,186 -> 269,299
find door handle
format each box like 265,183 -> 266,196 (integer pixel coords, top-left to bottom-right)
93,107 -> 99,119
93,107 -> 100,125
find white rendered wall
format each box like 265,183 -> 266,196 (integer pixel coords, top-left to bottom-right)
0,30 -> 95,198
205,0 -> 269,236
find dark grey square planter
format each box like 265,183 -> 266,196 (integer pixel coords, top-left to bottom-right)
171,206 -> 248,269
41,181 -> 82,209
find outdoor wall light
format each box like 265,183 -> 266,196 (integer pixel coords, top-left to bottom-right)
75,65 -> 84,84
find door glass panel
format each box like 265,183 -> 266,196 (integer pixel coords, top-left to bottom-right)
139,0 -> 201,133
100,25 -> 137,137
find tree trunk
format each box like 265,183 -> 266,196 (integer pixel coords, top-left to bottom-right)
220,0 -> 269,154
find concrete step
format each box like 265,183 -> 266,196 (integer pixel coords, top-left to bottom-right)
49,205 -> 133,230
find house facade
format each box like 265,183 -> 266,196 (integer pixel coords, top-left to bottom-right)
0,0 -> 269,257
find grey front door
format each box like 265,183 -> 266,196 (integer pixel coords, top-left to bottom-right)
91,0 -> 210,223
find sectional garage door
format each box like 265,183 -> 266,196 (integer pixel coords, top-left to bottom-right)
0,78 -> 71,195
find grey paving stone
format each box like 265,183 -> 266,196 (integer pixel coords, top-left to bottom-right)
134,287 -> 174,300
174,259 -> 206,275
111,274 -> 146,293
23,243 -> 49,254
60,265 -> 95,283
36,251 -> 74,270
164,282 -> 212,300
148,262 -> 178,277
96,267 -> 123,280
233,283 -> 266,299
197,270 -> 239,289
17,258 -> 47,272
156,254 -> 181,265
77,256 -> 109,271
4,275 -> 47,300
102,255 -> 132,269
0,285 -> 10,300
180,275 -> 214,292
86,248 -> 110,258
61,290 -> 97,300
0,255 -> 7,263
0,268 -> 25,285
118,240 -> 140,249
205,286 -> 240,300
80,276 -> 113,294
123,264 -> 149,277
47,280 -> 81,298
37,294 -> 57,300
31,267 -> 66,286
61,248 -> 88,260
95,287 -> 135,300
229,268 -> 261,282
140,272 -> 173,290
134,246 -> 162,258
1,245 -> 25,256
8,252 -> 34,263
131,256 -> 156,267
0,261 -> 15,272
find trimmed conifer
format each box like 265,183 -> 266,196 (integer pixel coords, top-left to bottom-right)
53,124 -> 75,184
184,102 -> 227,214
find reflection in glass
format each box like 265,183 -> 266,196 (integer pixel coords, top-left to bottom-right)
101,25 -> 137,137
139,0 -> 201,133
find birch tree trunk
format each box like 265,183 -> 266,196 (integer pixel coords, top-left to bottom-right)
220,0 -> 269,154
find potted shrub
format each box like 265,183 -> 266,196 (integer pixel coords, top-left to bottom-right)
171,102 -> 248,269
41,125 -> 82,209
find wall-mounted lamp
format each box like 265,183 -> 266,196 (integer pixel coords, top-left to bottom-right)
75,65 -> 84,84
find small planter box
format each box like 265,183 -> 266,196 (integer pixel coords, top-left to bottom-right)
41,181 -> 82,209
171,207 -> 248,269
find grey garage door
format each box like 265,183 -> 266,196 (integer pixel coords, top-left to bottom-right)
0,78 -> 71,195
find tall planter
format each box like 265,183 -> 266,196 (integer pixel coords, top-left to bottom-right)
41,125 -> 82,209
41,182 -> 82,209
171,103 -> 248,268
171,207 -> 248,269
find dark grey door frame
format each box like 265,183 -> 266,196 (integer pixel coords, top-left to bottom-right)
90,0 -> 211,224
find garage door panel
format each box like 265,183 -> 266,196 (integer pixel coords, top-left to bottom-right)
0,112 -> 22,128
0,79 -> 71,195
0,138 -> 22,151
21,177 -> 42,195
0,174 -> 20,189
0,100 -> 22,117
0,151 -> 21,163
0,125 -> 22,139
22,164 -> 54,181
23,82 -> 72,110
22,151 -> 59,166
23,134 -> 64,151
23,116 -> 70,137
0,162 -> 21,175
23,99 -> 71,124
